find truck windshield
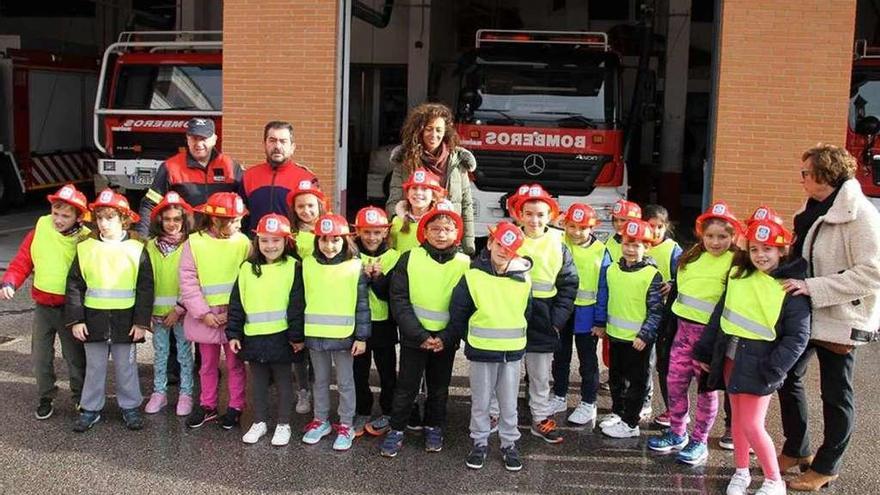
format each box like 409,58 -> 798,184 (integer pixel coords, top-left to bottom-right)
112,64 -> 221,111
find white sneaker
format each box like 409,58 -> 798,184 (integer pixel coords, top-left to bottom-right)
242,422 -> 268,444
755,478 -> 785,495
601,421 -> 639,438
567,402 -> 597,425
271,424 -> 292,446
296,389 -> 312,415
598,413 -> 621,429
639,403 -> 653,420
726,471 -> 752,495
549,395 -> 568,414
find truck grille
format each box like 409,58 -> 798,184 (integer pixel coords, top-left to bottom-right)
471,151 -> 611,196
112,131 -> 186,159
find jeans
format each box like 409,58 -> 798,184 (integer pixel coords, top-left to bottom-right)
390,346 -> 455,431
310,349 -> 356,425
552,321 -> 599,404
151,321 -> 194,395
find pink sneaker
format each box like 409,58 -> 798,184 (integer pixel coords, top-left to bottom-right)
144,392 -> 167,414
176,394 -> 194,417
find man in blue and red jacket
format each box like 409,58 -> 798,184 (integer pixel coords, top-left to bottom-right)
240,121 -> 319,232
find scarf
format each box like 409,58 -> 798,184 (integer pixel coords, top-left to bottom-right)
156,231 -> 185,256
420,143 -> 450,178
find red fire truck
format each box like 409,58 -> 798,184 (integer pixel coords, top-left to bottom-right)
848,39 -> 880,209
93,31 -> 222,191
456,30 -> 627,236
0,46 -> 99,207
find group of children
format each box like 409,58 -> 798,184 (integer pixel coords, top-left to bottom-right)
2,171 -> 810,494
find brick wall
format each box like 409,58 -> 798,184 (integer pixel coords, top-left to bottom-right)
710,0 -> 856,225
222,1 -> 340,199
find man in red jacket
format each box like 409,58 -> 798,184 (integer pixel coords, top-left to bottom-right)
1,184 -> 91,419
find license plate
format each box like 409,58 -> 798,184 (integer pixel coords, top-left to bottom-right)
132,173 -> 154,186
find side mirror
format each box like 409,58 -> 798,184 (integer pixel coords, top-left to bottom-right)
855,116 -> 880,135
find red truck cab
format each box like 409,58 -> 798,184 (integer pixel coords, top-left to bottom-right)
848,40 -> 880,208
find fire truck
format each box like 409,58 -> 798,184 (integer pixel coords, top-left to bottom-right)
848,39 -> 880,210
456,30 -> 627,236
0,45 -> 99,207
93,31 -> 222,191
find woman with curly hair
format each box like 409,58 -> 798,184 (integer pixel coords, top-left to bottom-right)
386,103 -> 477,255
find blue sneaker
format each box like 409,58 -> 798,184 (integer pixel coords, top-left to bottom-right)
332,423 -> 355,451
647,430 -> 689,452
424,426 -> 443,452
301,419 -> 332,445
72,410 -> 101,433
676,440 -> 709,465
380,430 -> 405,458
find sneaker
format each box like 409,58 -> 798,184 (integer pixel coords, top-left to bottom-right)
719,427 -> 735,450
353,414 -> 370,437
271,424 -> 292,446
501,444 -> 524,472
754,478 -> 785,495
302,419 -> 332,445
242,422 -> 268,444
186,405 -> 218,428
365,415 -> 391,436
122,408 -> 144,430
549,395 -> 568,414
332,423 -> 355,451
424,426 -> 443,452
726,470 -> 752,495
176,394 -> 193,417
72,410 -> 101,433
639,403 -> 653,420
647,430 -> 689,453
676,440 -> 709,465
567,402 -> 597,425
35,398 -> 54,420
653,411 -> 671,427
465,444 -> 488,469
489,415 -> 499,433
598,413 -> 621,429
602,421 -> 640,439
380,429 -> 405,457
530,419 -> 563,444
144,392 -> 167,414
406,404 -> 424,431
295,389 -> 312,415
221,407 -> 242,430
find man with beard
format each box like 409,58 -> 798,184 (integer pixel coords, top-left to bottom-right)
240,121 -> 319,232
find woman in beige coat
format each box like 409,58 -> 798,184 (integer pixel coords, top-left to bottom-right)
779,144 -> 880,491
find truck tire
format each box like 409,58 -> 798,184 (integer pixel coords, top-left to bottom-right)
0,160 -> 24,209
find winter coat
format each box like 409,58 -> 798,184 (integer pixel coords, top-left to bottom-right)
64,234 -> 154,344
448,249 -> 533,362
526,240 -> 579,353
239,160 -> 318,232
798,179 -> 880,346
601,257 -> 665,345
386,145 -> 477,255
694,260 -> 811,396
289,251 -> 372,352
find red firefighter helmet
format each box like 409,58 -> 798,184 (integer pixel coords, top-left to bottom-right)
563,203 -> 600,228
46,184 -> 88,214
89,188 -> 141,223
611,199 -> 642,220
695,200 -> 742,236
747,205 -> 785,226
402,167 -> 445,196
620,219 -> 655,244
488,221 -> 525,254
745,219 -> 793,247
511,183 -> 560,218
194,192 -> 248,218
286,179 -> 327,209
254,213 -> 293,238
416,200 -> 464,245
150,191 -> 194,222
315,213 -> 353,237
505,184 -> 532,221
353,206 -> 391,229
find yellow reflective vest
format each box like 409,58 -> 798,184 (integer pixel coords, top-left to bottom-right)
671,250 -> 734,325
189,232 -> 250,306
519,228 -> 564,299
361,248 -> 401,321
146,240 -> 183,317
407,247 -> 470,331
464,268 -> 529,351
606,263 -> 658,341
390,216 -> 420,253
302,256 -> 362,339
78,237 -> 144,310
295,230 -> 315,259
648,238 -> 679,282
30,215 -> 90,295
720,270 -> 785,342
239,257 -> 297,336
566,236 -> 605,306
606,235 -> 622,265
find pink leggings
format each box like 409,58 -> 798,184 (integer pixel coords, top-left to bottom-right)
198,342 -> 246,410
724,358 -> 780,481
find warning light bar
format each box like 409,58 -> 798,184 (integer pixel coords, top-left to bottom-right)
476,29 -> 609,51
855,39 -> 880,60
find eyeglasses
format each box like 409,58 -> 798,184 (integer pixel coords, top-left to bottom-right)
427,226 -> 457,235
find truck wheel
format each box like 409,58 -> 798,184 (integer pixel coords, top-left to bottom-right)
0,162 -> 24,209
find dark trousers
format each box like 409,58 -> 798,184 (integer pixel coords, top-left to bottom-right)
609,339 -> 652,428
248,362 -> 293,424
656,330 -> 673,410
354,343 -> 397,416
551,322 -> 599,404
779,343 -> 856,476
389,346 -> 455,431
32,304 -> 86,402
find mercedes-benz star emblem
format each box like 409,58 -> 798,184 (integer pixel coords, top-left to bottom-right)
523,154 -> 546,176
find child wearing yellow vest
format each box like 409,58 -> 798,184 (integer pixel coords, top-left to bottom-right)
227,214 -> 300,446
292,213 -> 370,451
606,199 -> 642,263
352,206 -> 401,437
380,201 -> 470,457
648,201 -> 739,464
179,192 -> 251,430
389,167 -> 445,253
286,179 -> 327,260
143,192 -> 196,417
1,184 -> 90,419
510,184 -> 578,444
694,219 -> 809,495
449,221 -> 532,472
549,204 -> 611,426
66,189 -> 154,433
595,218 -> 663,439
